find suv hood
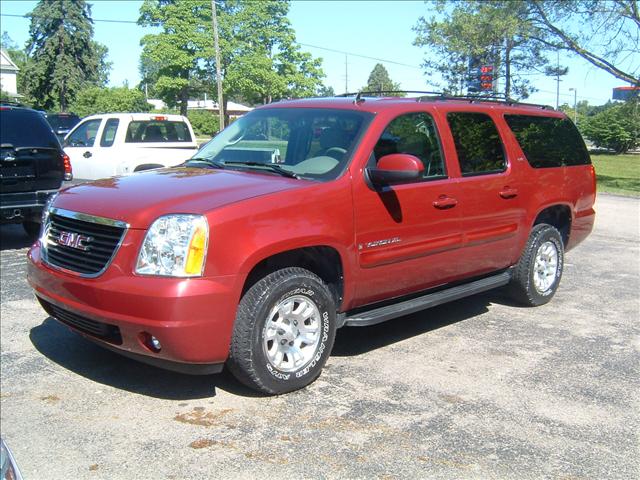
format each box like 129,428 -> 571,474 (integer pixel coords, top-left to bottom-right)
54,167 -> 308,228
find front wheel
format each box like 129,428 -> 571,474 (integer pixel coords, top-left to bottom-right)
508,224 -> 564,306
227,267 -> 336,395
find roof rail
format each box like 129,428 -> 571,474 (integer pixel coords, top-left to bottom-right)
337,90 -> 443,104
416,94 -> 554,110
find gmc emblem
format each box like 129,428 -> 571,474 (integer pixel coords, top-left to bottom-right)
58,231 -> 93,251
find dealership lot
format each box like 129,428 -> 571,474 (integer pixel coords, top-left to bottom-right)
1,193 -> 638,480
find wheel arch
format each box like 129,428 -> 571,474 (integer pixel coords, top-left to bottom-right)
532,203 -> 572,247
241,245 -> 346,310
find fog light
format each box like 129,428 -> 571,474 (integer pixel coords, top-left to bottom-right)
140,332 -> 162,353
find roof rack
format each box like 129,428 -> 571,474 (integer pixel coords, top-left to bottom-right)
335,90 -> 553,110
416,94 -> 554,110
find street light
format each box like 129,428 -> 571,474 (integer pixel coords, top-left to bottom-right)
569,87 -> 578,125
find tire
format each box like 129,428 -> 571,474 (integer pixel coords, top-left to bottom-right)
508,223 -> 564,306
227,267 -> 337,395
22,220 -> 41,240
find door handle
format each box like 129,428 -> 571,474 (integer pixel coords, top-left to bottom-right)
433,195 -> 458,209
499,187 -> 518,199
83,151 -> 92,158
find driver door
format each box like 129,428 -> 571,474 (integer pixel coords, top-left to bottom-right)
63,118 -> 103,180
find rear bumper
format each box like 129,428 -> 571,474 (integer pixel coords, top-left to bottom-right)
27,242 -> 243,372
0,189 -> 58,223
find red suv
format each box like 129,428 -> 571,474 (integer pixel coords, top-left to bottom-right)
27,95 -> 596,394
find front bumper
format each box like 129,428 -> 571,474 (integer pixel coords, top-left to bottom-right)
0,189 -> 58,223
27,242 -> 243,373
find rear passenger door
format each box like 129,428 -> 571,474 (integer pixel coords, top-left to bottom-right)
444,111 -> 526,274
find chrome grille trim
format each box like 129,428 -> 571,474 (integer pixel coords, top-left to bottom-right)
42,207 -> 129,278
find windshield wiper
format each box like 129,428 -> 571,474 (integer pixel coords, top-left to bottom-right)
183,157 -> 225,169
224,161 -> 299,179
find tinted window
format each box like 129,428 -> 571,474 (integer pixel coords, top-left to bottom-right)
100,118 -> 119,147
0,109 -> 59,148
505,115 -> 591,167
372,112 -> 446,179
125,121 -> 192,143
67,119 -> 102,147
447,112 -> 506,176
46,114 -> 80,131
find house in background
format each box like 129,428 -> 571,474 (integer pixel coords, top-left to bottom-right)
147,97 -> 252,119
0,49 -> 20,100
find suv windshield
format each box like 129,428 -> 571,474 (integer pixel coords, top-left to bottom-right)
194,108 -> 371,181
47,114 -> 80,131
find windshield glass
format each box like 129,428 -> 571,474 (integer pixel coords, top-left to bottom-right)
195,108 -> 371,181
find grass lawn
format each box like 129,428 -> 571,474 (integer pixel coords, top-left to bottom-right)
591,153 -> 640,196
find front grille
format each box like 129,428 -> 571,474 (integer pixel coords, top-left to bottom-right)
44,210 -> 126,276
38,297 -> 123,344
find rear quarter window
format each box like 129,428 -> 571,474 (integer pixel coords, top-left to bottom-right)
504,114 -> 591,167
125,121 -> 193,143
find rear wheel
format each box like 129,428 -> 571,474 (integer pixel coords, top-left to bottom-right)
227,267 -> 336,395
509,224 -> 564,306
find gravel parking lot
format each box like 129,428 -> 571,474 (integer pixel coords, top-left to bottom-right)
1,193 -> 638,480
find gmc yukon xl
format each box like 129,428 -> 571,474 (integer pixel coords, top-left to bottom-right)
27,95 -> 596,394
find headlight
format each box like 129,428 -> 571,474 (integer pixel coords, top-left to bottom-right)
135,214 -> 209,277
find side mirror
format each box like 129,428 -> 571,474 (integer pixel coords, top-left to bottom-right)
366,153 -> 424,188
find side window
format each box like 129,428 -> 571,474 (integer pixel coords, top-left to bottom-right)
66,119 -> 102,147
100,118 -> 119,147
447,112 -> 506,176
372,112 -> 446,179
504,114 -> 591,167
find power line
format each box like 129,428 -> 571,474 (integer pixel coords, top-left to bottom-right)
1,13 -> 138,24
2,12 -> 422,70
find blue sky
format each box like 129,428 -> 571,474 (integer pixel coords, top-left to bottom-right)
1,0 -> 635,107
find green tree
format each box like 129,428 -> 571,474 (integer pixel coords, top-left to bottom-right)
20,0 -> 110,111
527,0 -> 638,85
414,0 -> 555,98
362,63 -> 404,96
581,101 -> 640,153
70,86 -> 152,117
316,84 -> 335,97
139,0 -> 324,121
187,110 -> 220,137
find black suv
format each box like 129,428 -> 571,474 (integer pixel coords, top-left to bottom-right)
46,112 -> 80,141
1,106 -> 72,238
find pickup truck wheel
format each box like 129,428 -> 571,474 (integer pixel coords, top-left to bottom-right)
509,224 -> 564,306
227,267 -> 336,395
22,220 -> 41,240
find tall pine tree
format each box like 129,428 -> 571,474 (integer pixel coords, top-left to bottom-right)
22,0 -> 110,111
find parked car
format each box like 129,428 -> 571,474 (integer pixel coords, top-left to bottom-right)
1,106 -> 72,238
62,113 -> 198,180
45,112 -> 80,141
27,94 -> 596,394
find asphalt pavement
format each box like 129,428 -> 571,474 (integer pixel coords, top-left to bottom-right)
1,193 -> 638,480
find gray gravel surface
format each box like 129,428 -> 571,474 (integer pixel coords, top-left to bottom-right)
1,194 -> 638,480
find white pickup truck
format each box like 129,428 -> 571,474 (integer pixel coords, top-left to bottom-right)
62,113 -> 199,180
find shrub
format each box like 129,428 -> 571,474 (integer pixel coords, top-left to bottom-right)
582,101 -> 639,153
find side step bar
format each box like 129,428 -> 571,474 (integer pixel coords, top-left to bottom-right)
339,271 -> 511,328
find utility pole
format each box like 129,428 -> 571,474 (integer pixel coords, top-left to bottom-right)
212,0 -> 224,132
556,50 -> 560,110
569,87 -> 577,125
344,54 -> 348,94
